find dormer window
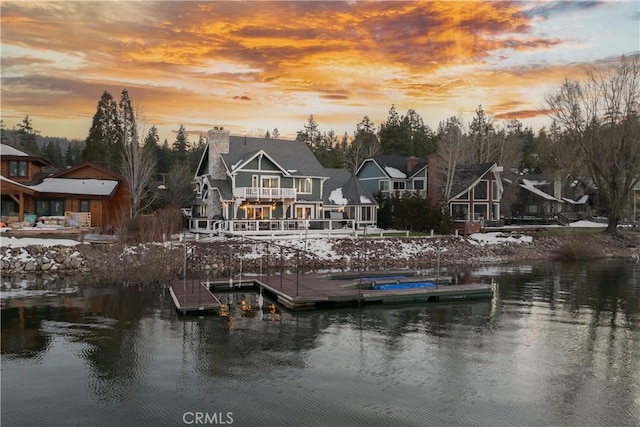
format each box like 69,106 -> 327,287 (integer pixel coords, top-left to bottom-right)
9,160 -> 28,177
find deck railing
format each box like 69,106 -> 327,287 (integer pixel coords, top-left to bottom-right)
189,218 -> 356,235
232,187 -> 297,200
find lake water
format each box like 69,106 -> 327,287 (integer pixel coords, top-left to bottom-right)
2,261 -> 639,426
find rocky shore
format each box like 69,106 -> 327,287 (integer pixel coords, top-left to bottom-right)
1,231 -> 639,285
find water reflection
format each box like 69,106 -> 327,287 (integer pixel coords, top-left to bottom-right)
1,261 -> 639,426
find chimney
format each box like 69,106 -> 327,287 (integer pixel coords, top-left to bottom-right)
406,156 -> 419,174
207,127 -> 230,180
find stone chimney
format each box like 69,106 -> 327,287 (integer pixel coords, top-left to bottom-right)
406,156 -> 419,175
207,127 -> 230,180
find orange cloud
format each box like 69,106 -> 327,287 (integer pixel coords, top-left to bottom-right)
0,1 -> 632,141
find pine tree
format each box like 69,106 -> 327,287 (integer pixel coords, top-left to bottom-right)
119,89 -> 137,146
44,141 -> 64,168
172,124 -> 189,165
379,105 -> 410,155
16,115 -> 41,155
83,91 -> 123,171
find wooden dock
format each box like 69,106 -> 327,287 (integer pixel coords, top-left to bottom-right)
168,279 -> 222,315
208,272 -> 493,311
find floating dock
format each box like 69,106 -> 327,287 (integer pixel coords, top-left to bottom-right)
204,272 -> 493,311
168,279 -> 222,315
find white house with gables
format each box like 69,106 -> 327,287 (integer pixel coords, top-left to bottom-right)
191,127 -> 377,235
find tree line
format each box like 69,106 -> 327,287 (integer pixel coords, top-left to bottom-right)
3,55 -> 637,233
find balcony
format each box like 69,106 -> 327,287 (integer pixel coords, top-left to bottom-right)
233,187 -> 296,200
382,189 -> 427,198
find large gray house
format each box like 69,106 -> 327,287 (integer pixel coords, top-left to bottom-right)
191,127 -> 377,234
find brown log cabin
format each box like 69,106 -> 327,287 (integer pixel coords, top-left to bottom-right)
1,144 -> 130,232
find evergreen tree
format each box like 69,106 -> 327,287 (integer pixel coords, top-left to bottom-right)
272,128 -> 280,139
379,105 -> 411,155
0,120 -> 12,146
296,115 -> 321,149
188,133 -> 206,173
15,115 -> 41,155
119,89 -> 137,146
44,141 -> 64,168
172,124 -> 189,165
405,109 -> 436,157
158,139 -> 172,174
83,91 -> 123,171
143,125 -> 161,175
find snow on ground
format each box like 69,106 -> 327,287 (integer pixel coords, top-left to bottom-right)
568,220 -> 607,228
0,236 -> 82,248
469,232 -> 534,245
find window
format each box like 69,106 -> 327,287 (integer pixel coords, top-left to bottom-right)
295,178 -> 312,194
414,179 -> 424,190
492,180 -> 502,201
450,203 -> 469,220
1,200 -> 18,216
379,181 -> 389,191
36,200 -> 64,216
261,176 -> 279,188
474,180 -> 488,200
245,205 -> 271,220
361,206 -> 373,221
473,204 -> 488,221
492,203 -> 500,220
79,200 -> 90,212
295,205 -> 312,219
393,181 -> 405,190
8,160 -> 28,177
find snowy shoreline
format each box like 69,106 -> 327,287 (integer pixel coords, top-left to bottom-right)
1,228 -> 639,286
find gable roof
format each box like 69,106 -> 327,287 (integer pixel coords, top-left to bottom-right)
520,179 -> 562,202
323,168 -> 377,206
223,136 -> 328,177
363,155 -> 428,179
450,162 -> 496,200
30,178 -> 119,197
51,162 -> 125,180
0,143 -> 51,166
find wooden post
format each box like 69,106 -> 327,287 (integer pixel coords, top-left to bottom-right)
280,245 -> 283,289
296,249 -> 300,297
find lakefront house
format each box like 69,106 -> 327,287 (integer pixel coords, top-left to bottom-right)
0,143 -> 130,232
190,128 -> 377,235
356,154 -> 504,231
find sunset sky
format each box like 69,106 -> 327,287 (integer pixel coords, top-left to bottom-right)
1,1 -> 639,144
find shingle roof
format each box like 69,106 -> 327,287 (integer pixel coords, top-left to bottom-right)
222,136 -> 328,177
206,177 -> 233,200
450,162 -> 496,199
370,155 -> 428,178
323,168 -> 377,206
